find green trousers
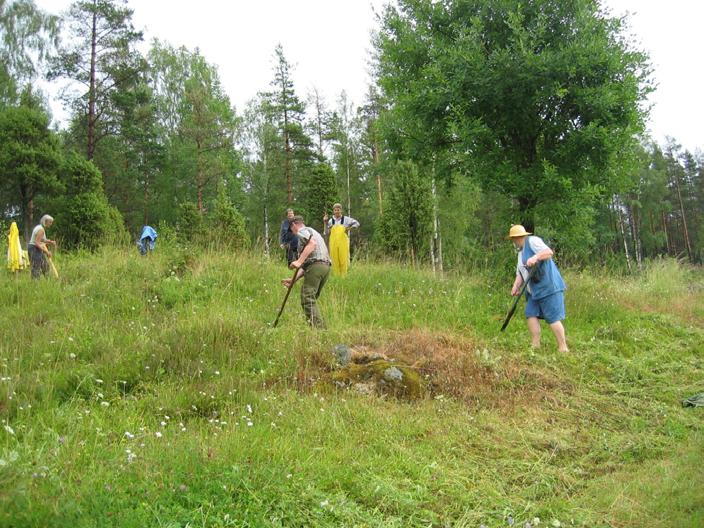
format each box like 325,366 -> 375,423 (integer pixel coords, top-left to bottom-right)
301,262 -> 330,328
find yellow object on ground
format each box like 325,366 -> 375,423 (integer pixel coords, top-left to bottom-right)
329,224 -> 349,276
7,222 -> 28,272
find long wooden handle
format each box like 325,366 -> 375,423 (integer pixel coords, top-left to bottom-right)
272,266 -> 300,328
500,263 -> 539,332
271,233 -> 312,327
48,256 -> 59,279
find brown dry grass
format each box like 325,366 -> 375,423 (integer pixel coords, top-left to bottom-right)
294,329 -> 572,410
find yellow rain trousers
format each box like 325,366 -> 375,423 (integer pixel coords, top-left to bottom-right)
7,222 -> 27,272
328,224 -> 350,276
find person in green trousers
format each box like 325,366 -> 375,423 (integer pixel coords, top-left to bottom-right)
281,216 -> 332,328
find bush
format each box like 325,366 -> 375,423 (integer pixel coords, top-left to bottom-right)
210,186 -> 248,250
54,153 -> 128,250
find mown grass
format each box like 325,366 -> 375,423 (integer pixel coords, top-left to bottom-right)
0,246 -> 702,527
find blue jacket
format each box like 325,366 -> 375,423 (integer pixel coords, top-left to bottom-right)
140,225 -> 157,241
521,237 -> 565,300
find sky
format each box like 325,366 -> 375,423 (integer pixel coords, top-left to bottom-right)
34,0 -> 702,153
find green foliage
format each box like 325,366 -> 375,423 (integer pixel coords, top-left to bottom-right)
0,0 -> 59,106
53,153 -> 127,250
0,101 -> 63,234
146,41 -> 242,224
175,201 -> 204,243
376,160 -> 433,262
299,161 -> 339,224
97,76 -> 164,233
375,0 -> 652,233
48,0 -> 144,159
260,44 -> 315,203
210,185 -> 248,250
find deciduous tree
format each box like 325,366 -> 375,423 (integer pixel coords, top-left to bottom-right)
375,0 -> 651,246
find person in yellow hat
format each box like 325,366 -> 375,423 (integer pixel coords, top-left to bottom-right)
508,224 -> 568,352
27,214 -> 56,279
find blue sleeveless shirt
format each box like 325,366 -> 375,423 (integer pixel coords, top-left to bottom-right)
521,236 -> 566,300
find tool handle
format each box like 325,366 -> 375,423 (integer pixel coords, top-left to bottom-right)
272,266 -> 299,327
271,233 -> 313,327
48,256 -> 59,279
500,262 -> 539,332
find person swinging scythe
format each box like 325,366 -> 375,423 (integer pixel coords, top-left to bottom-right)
505,224 -> 569,352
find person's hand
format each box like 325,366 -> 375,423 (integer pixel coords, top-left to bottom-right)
289,259 -> 302,270
46,250 -> 53,258
526,255 -> 538,267
511,285 -> 520,296
281,278 -> 292,288
323,214 -> 328,222
280,244 -> 286,249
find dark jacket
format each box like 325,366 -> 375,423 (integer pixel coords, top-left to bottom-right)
279,219 -> 298,250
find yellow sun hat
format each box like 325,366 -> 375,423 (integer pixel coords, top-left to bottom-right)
507,224 -> 532,238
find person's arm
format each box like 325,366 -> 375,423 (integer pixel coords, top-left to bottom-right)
511,272 -> 524,296
323,216 -> 330,235
526,247 -> 553,267
345,217 -> 360,232
290,234 -> 316,270
281,268 -> 304,287
36,227 -> 52,257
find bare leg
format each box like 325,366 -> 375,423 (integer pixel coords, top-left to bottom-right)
526,317 -> 541,348
549,321 -> 569,352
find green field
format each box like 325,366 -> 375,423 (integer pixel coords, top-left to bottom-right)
1,247 -> 702,527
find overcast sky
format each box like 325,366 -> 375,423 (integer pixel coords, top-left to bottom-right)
35,0 -> 702,153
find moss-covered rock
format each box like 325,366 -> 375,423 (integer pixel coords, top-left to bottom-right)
325,359 -> 425,400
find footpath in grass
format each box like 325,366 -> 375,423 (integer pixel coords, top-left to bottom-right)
0,246 -> 702,527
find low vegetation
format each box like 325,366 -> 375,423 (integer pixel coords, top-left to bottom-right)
1,246 -> 702,527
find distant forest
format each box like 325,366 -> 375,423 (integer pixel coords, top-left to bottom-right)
1,0 -> 701,268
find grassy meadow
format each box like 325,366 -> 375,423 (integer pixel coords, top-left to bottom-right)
1,245 -> 703,527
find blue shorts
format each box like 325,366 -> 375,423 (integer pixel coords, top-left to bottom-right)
525,291 -> 565,324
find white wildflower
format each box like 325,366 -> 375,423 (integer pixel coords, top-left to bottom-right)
155,431 -> 162,438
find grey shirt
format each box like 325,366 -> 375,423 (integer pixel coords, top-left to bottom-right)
297,226 -> 331,266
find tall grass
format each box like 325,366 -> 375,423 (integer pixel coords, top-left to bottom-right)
0,246 -> 702,527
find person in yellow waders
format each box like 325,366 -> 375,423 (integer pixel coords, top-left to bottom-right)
323,203 -> 360,277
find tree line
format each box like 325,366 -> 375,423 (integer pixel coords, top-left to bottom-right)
1,0 -> 701,268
